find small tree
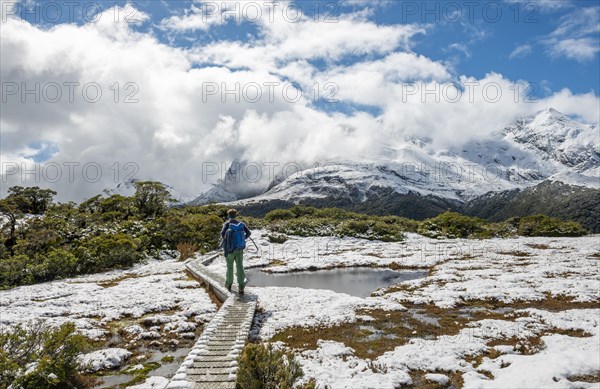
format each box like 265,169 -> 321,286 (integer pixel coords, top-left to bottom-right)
0,198 -> 21,255
76,233 -> 141,273
133,181 -> 173,218
6,186 -> 57,214
237,343 -> 304,389
0,321 -> 93,389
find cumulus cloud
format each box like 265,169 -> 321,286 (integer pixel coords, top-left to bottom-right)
160,1 -> 234,32
1,2 -> 598,202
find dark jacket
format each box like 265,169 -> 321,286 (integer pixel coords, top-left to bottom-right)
221,219 -> 251,256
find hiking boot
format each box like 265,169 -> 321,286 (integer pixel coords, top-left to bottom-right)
239,288 -> 244,295
226,284 -> 232,292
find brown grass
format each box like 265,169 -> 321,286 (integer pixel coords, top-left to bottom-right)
408,370 -> 465,389
185,270 -> 223,308
498,250 -> 532,257
271,305 -> 532,360
97,274 -> 140,288
486,335 -> 545,355
177,242 -> 197,261
526,243 -> 550,250
267,259 -> 288,267
271,308 -> 466,359
567,373 -> 600,383
434,294 -> 600,312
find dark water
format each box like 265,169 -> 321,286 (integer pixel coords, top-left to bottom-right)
245,267 -> 427,298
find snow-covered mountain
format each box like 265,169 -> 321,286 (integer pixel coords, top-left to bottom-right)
189,108 -> 599,211
501,108 -> 599,174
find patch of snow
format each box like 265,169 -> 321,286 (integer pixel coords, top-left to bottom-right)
297,340 -> 412,388
78,348 -> 132,372
424,373 -> 450,385
253,286 -> 403,339
0,258 -> 217,341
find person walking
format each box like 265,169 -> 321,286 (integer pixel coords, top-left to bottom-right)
221,209 -> 251,294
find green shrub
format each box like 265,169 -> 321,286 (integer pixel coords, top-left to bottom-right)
270,217 -> 336,237
289,205 -> 318,218
0,255 -> 33,289
0,322 -> 93,389
237,343 -> 304,389
314,207 -> 358,220
13,226 -> 63,259
266,233 -> 288,244
517,215 -> 587,237
342,220 -> 370,235
265,209 -> 407,241
75,233 -> 142,273
370,221 -> 404,242
265,209 -> 296,222
30,249 -> 79,282
162,213 -> 222,252
418,211 -> 487,239
376,215 -> 419,233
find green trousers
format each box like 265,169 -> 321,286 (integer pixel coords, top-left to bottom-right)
225,249 -> 245,289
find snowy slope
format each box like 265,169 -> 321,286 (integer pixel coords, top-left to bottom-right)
241,110 -> 598,204
501,108 -> 599,173
191,108 -> 599,207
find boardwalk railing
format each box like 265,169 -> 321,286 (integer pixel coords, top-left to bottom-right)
167,253 -> 257,389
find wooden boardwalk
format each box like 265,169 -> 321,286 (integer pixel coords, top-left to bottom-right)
167,255 -> 257,389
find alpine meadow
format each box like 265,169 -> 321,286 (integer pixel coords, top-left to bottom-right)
1,1 -> 599,389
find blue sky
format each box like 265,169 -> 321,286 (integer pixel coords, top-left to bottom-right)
14,0 -> 600,97
15,0 -> 600,96
2,0 -> 599,200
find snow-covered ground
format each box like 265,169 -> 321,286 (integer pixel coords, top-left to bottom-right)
0,255 -> 217,383
0,256 -> 217,339
207,230 -> 600,388
2,231 -> 599,388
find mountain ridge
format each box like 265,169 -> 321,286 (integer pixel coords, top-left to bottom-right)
186,108 -> 599,230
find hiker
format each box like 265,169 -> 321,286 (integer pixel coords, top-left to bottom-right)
221,208 -> 251,294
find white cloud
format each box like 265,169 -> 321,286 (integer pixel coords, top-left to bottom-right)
548,38 -> 599,62
179,1 -> 425,69
505,0 -> 573,12
543,6 -> 600,62
160,1 -> 233,31
538,88 -> 600,123
1,2 -> 598,202
509,44 -> 532,59
448,43 -> 471,59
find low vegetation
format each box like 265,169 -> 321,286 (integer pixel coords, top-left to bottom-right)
0,185 -> 587,290
0,183 -> 223,289
265,207 -> 586,241
237,342 -> 315,389
265,206 -> 417,241
0,322 -> 95,389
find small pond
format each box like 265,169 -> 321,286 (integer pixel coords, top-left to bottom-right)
245,267 -> 427,298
